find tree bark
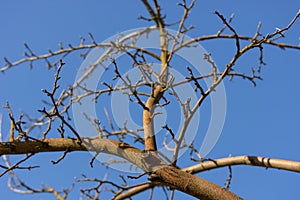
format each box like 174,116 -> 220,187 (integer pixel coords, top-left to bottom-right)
150,165 -> 242,200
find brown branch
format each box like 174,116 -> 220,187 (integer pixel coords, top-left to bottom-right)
140,0 -> 169,152
116,164 -> 243,199
143,85 -> 164,151
150,165 -> 242,200
113,182 -> 158,200
3,138 -> 300,199
0,137 -> 242,199
0,138 -> 166,172
183,155 -> 300,174
9,112 -> 15,142
115,155 -> 300,199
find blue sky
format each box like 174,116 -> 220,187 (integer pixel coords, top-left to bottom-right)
0,1 -> 299,199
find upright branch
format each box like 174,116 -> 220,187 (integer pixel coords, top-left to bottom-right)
143,85 -> 163,151
141,0 -> 169,151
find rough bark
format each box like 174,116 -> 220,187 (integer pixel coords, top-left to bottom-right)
150,165 -> 242,200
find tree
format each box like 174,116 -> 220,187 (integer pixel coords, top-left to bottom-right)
0,1 -> 299,199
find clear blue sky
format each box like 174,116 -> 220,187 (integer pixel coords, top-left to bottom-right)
0,1 -> 299,199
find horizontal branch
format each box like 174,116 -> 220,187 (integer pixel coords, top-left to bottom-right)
1,26 -> 160,73
183,155 -> 300,174
3,139 -> 299,199
0,138 -> 165,172
0,137 -> 243,199
1,43 -> 108,72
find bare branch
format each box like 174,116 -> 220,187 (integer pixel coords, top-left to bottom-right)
215,11 -> 240,53
0,154 -> 35,178
183,155 -> 300,174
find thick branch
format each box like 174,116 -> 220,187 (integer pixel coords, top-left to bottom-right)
118,166 -> 244,200
115,155 -> 300,199
0,138 -> 165,172
0,138 -> 243,199
150,165 -> 242,200
143,85 -> 164,151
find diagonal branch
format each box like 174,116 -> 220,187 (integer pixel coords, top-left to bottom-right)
215,11 -> 240,53
149,165 -> 242,200
115,155 -> 300,199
